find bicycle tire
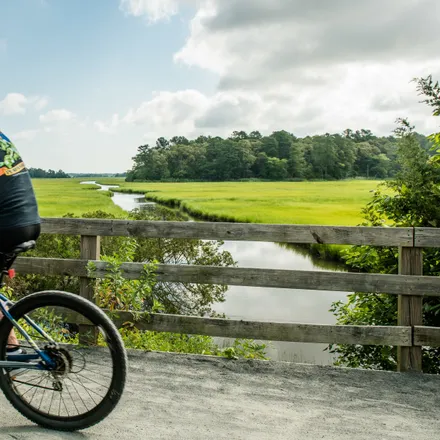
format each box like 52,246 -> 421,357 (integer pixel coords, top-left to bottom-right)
0,290 -> 127,431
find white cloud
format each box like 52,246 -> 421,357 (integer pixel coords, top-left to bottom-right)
95,90 -> 209,138
176,0 -> 440,82
94,115 -> 122,134
169,0 -> 440,136
87,0 -> 440,171
0,93 -> 28,115
12,129 -> 43,141
119,0 -> 179,23
33,97 -> 49,111
0,39 -> 6,52
39,109 -> 76,124
0,93 -> 49,116
94,65 -> 439,144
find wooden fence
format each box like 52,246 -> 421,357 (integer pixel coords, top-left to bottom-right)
12,218 -> 440,373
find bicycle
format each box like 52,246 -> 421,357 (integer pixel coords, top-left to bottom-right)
0,240 -> 127,431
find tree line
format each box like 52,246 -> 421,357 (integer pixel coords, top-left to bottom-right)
70,173 -> 127,178
28,168 -> 70,178
126,129 -> 432,182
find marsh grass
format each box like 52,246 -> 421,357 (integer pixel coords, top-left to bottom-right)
110,180 -> 382,226
32,178 -> 125,217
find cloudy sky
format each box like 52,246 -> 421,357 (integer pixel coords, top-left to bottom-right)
1,0 -> 439,173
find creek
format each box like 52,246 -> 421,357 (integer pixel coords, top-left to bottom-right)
81,181 -> 350,365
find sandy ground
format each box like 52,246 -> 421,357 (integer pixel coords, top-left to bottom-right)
0,350 -> 439,439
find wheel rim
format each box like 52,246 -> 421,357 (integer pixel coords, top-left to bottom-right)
4,302 -> 119,420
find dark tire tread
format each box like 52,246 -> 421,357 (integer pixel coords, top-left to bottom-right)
0,291 -> 127,431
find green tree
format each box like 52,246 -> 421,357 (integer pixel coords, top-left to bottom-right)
251,152 -> 269,178
126,128 -> 430,182
265,157 -> 288,180
229,130 -> 249,141
287,141 -> 306,178
156,137 -> 169,149
329,76 -> 440,372
170,136 -> 189,145
260,136 -> 279,158
308,135 -> 339,179
204,139 -> 255,180
249,131 -> 262,140
167,144 -> 206,180
272,130 -> 294,159
414,75 -> 440,150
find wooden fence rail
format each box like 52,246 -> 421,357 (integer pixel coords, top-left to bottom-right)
13,218 -> 440,373
13,257 -> 440,295
40,218 -> 414,246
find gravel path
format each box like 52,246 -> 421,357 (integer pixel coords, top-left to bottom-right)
0,350 -> 439,439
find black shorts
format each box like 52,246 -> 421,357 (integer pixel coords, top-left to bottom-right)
0,223 -> 41,253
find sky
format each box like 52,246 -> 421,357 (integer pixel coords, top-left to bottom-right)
1,0 -> 440,173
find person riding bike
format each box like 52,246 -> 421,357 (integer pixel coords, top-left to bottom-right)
0,130 -> 41,355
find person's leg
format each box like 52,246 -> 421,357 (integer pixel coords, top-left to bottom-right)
0,224 -> 41,352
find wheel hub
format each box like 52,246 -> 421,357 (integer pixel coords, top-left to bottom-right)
44,347 -> 73,378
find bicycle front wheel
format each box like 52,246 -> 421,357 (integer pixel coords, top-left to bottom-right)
0,291 -> 127,431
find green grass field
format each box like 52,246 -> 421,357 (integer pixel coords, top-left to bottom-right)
105,180 -> 382,226
32,179 -> 125,217
31,178 -> 382,225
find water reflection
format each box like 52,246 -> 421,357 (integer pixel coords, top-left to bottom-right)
213,241 -> 347,364
81,182 -> 350,365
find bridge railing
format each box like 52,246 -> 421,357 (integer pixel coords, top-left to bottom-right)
12,218 -> 440,373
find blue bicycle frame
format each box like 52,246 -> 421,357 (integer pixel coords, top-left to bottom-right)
0,292 -> 56,371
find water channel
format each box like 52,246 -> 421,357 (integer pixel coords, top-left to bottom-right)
81,181 -> 350,365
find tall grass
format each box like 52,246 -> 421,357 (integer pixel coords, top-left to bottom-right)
32,178 -> 125,217
109,180 -> 381,226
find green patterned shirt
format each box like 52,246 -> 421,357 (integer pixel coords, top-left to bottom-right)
0,131 -> 40,229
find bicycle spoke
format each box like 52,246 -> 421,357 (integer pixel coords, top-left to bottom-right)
48,385 -> 55,414
67,375 -> 105,400
73,371 -> 110,390
64,381 -> 80,416
25,376 -> 46,406
37,378 -> 48,411
76,366 -> 113,380
60,392 -> 70,417
0,292 -> 126,429
21,375 -> 47,399
68,377 -> 90,412
58,388 -> 62,416
67,375 -> 98,407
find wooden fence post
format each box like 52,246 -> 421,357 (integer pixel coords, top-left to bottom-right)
79,235 -> 100,345
397,247 -> 423,372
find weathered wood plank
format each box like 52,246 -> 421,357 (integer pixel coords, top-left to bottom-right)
79,235 -> 100,303
397,247 -> 423,373
79,235 -> 100,345
57,309 -> 412,346
40,218 -> 414,246
413,326 -> 440,346
13,257 -> 440,296
414,228 -> 440,248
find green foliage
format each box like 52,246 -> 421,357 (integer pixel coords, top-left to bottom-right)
414,75 -> 440,160
8,204 -> 266,359
126,129 -> 425,182
329,293 -> 397,370
120,328 -> 268,360
87,238 -> 159,313
330,77 -> 440,372
12,207 -> 236,317
86,236 -> 266,360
